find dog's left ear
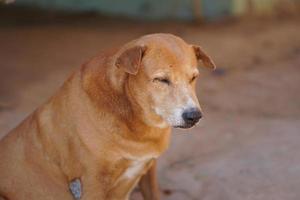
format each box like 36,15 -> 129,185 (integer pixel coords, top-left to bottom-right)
115,45 -> 147,75
192,45 -> 216,70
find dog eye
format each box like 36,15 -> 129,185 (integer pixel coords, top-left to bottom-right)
153,77 -> 171,85
190,75 -> 198,83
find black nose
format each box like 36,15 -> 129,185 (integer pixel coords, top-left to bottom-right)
182,108 -> 202,125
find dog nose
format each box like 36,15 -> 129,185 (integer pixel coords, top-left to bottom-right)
182,108 -> 202,125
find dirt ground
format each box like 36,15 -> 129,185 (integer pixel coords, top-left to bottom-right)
0,13 -> 300,200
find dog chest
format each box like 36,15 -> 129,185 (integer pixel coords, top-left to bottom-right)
117,152 -> 158,181
122,159 -> 148,179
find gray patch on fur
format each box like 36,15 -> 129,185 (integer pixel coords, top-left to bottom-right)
69,178 -> 82,200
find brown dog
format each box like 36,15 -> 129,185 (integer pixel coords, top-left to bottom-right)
0,33 -> 215,200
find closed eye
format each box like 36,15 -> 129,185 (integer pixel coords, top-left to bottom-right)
190,75 -> 198,83
153,77 -> 171,85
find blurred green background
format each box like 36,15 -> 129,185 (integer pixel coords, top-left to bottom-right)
3,0 -> 300,21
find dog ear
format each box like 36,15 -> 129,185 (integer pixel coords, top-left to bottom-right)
192,45 -> 216,70
115,46 -> 147,75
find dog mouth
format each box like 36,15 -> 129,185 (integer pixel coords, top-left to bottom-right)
173,123 -> 195,129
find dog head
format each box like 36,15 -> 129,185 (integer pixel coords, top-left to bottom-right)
115,34 -> 215,129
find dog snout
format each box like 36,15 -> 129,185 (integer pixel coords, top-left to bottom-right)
182,108 -> 202,126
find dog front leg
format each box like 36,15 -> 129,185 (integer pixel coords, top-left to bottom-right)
138,160 -> 160,200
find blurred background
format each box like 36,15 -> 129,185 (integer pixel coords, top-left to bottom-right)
0,0 -> 300,200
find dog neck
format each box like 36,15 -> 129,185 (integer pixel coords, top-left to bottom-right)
80,54 -> 169,135
76,55 -> 171,159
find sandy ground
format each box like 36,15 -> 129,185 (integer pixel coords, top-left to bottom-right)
0,14 -> 300,200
